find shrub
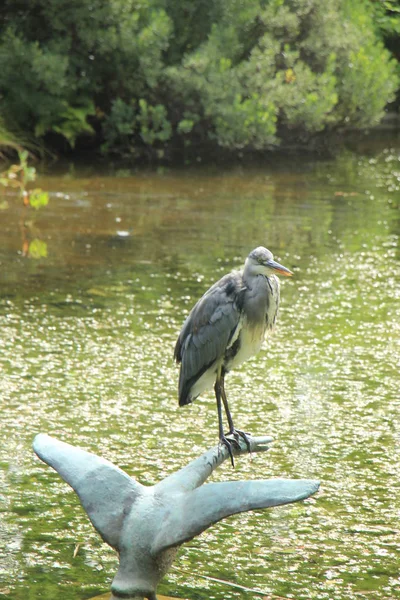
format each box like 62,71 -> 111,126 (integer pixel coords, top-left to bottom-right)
0,0 -> 398,157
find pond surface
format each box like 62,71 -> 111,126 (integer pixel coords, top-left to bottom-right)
0,139 -> 400,600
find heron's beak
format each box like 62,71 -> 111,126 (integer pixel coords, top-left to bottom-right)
267,259 -> 293,277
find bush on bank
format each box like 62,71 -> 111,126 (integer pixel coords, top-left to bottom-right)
0,0 -> 399,159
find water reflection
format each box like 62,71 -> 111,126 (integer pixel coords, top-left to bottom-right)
1,141 -> 399,600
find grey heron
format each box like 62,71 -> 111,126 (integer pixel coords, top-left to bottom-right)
174,246 -> 292,466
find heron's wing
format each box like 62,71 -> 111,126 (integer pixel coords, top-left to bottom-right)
174,272 -> 245,405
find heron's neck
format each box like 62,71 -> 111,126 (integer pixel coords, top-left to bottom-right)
243,261 -> 269,285
243,267 -> 277,297
242,260 -> 264,282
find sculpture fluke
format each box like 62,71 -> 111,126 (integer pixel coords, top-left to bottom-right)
33,433 -> 143,550
33,433 -> 319,600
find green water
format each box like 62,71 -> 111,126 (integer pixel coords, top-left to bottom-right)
0,142 -> 399,600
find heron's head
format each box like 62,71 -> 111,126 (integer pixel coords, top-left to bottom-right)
245,246 -> 293,278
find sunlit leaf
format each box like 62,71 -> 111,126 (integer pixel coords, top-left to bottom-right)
285,68 -> 296,83
0,199 -> 9,210
28,239 -> 48,259
24,166 -> 37,183
29,189 -> 49,210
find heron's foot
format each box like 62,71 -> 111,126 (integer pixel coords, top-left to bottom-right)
230,429 -> 251,453
219,435 -> 235,468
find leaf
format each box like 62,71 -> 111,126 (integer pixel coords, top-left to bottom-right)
18,150 -> 29,163
28,239 -> 48,259
24,166 -> 37,183
29,189 -> 49,210
177,119 -> 194,134
52,100 -> 96,147
285,68 -> 296,83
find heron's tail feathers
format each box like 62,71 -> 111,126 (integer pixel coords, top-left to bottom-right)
178,393 -> 193,407
178,358 -> 216,407
178,370 -> 193,406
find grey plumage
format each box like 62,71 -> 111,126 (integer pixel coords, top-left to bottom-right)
175,271 -> 244,405
174,246 -> 292,465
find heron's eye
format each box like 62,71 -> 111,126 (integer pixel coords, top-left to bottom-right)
258,258 -> 264,265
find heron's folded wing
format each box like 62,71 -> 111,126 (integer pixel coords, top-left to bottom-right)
175,273 -> 245,400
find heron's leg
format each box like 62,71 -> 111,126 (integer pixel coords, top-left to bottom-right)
220,374 -> 235,432
220,372 -> 251,453
214,376 -> 235,468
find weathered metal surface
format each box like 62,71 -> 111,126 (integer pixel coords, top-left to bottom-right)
33,433 -> 319,600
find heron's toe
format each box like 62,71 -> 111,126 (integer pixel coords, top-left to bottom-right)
219,435 -> 235,468
231,429 -> 251,452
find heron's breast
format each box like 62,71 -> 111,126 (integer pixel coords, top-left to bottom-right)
225,319 -> 266,370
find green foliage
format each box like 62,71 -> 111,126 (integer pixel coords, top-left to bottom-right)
168,0 -> 399,148
28,239 -> 48,259
177,117 -> 197,135
337,0 -> 400,124
16,151 -> 36,187
0,151 -> 49,209
137,100 -> 172,145
211,93 -> 277,149
0,150 -> 49,259
102,99 -> 137,155
0,0 -> 398,157
0,117 -> 23,154
102,98 -> 172,155
273,59 -> 339,132
29,189 -> 49,210
372,0 -> 400,39
0,151 -> 34,192
0,29 -> 70,136
37,100 -> 95,147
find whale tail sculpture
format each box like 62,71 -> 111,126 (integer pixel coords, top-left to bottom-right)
33,433 -> 319,600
